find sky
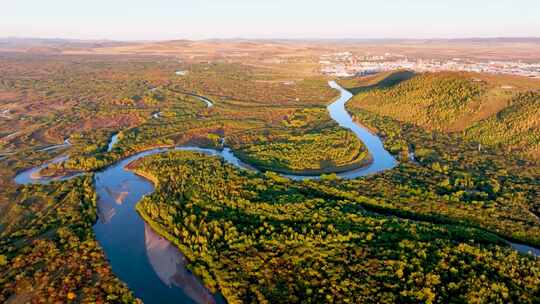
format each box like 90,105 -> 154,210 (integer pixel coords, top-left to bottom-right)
2,0 -> 540,40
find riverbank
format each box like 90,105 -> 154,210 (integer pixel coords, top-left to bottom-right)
130,165 -> 223,302
136,204 -> 221,302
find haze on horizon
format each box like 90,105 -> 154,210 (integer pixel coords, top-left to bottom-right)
2,0 -> 540,41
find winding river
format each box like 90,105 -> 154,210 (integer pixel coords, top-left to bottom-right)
285,81 -> 397,180
12,81 -> 538,303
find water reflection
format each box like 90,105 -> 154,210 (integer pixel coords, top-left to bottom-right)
145,224 -> 216,303
92,149 -> 213,304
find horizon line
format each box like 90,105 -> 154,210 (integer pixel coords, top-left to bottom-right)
2,35 -> 540,43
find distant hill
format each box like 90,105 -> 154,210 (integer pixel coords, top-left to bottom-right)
1,37 -> 539,61
424,37 -> 540,44
0,37 -> 136,52
253,37 -> 540,45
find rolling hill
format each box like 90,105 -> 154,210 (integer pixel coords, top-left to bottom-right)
343,71 -> 540,159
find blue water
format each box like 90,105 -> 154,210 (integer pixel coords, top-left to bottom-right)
328,81 -> 397,175
184,93 -> 213,108
107,133 -> 120,152
92,146 -> 254,304
93,148 -> 218,304
195,95 -> 213,108
509,242 -> 540,257
37,138 -> 72,152
14,155 -> 83,185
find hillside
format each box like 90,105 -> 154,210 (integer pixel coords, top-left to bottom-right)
344,71 -> 540,159
465,91 -> 540,158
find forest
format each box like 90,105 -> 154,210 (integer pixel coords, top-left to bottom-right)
228,108 -> 369,174
465,91 -> 540,159
134,151 -> 539,303
324,109 -> 540,245
338,71 -> 540,245
1,53 -> 539,303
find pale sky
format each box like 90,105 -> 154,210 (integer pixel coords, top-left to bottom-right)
2,0 -> 539,40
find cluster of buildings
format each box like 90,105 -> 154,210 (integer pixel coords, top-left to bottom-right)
320,52 -> 540,78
